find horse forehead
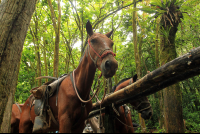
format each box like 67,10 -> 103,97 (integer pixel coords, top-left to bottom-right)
93,33 -> 112,45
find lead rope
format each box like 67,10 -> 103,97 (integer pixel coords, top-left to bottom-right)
72,70 -> 100,103
114,116 -> 141,129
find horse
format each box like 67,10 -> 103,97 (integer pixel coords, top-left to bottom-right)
19,20 -> 118,133
86,74 -> 152,133
11,103 -> 24,133
112,74 -> 153,133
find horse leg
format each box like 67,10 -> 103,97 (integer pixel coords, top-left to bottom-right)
117,106 -> 129,133
58,113 -> 72,133
19,104 -> 33,133
71,121 -> 86,133
126,111 -> 135,133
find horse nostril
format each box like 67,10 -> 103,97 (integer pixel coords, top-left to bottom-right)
105,61 -> 110,69
149,112 -> 152,117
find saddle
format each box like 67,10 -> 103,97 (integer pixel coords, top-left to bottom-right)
30,74 -> 69,133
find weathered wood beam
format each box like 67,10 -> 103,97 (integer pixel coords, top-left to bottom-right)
88,108 -> 105,119
91,46 -> 200,111
115,67 -> 200,107
88,67 -> 200,119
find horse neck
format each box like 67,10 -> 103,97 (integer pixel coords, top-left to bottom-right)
74,54 -> 96,100
114,79 -> 130,92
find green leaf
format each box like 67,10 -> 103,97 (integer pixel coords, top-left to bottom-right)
138,7 -> 157,14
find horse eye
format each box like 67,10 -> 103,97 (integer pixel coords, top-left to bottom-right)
91,39 -> 96,43
111,43 -> 114,47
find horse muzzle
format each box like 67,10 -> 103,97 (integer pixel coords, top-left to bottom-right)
100,56 -> 118,78
141,109 -> 153,120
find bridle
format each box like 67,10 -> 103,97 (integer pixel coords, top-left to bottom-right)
133,101 -> 152,113
87,38 -> 116,67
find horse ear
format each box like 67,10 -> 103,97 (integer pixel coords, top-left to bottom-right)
105,30 -> 113,38
133,74 -> 137,82
86,20 -> 93,37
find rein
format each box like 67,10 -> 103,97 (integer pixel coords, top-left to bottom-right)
71,70 -> 100,103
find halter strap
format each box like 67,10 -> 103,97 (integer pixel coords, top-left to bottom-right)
88,39 -> 116,67
15,103 -> 22,113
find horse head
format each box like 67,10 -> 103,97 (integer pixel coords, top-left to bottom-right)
86,21 -> 118,78
129,74 -> 153,120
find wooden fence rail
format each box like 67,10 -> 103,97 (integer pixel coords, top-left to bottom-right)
88,46 -> 200,118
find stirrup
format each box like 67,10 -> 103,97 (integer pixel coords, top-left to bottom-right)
32,115 -> 45,133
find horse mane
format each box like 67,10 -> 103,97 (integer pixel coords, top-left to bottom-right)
79,48 -> 86,63
111,77 -> 132,92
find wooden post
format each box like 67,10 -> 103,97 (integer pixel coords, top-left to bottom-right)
104,105 -> 115,133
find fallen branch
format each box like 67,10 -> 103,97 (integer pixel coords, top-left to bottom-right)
91,46 -> 200,111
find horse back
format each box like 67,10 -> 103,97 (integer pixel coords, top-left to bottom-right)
11,103 -> 23,133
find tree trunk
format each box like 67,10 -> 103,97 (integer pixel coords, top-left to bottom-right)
30,14 -> 41,86
0,0 -> 36,132
35,44 -> 42,86
48,0 -> 61,77
160,16 -> 184,133
43,38 -> 48,83
132,0 -> 146,132
155,20 -> 165,129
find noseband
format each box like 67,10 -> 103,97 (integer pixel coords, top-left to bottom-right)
87,39 -> 116,67
134,101 -> 151,113
129,78 -> 151,113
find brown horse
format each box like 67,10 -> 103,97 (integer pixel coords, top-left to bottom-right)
112,74 -> 153,133
11,103 -> 24,133
86,74 -> 152,133
19,20 -> 118,133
